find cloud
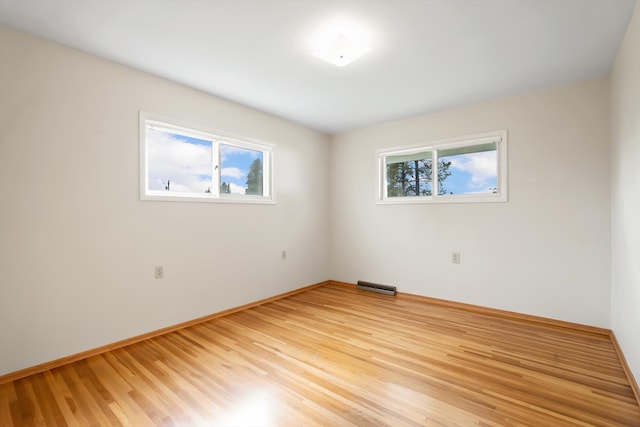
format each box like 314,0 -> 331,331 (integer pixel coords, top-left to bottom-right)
449,151 -> 496,189
147,130 -> 212,193
221,167 -> 245,179
228,182 -> 246,195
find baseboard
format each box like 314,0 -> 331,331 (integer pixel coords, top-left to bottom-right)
0,280 -> 330,386
610,331 -> 640,406
328,280 -> 357,289
328,280 -> 610,336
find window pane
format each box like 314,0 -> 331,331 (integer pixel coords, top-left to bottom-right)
147,128 -> 213,194
220,144 -> 264,196
386,152 -> 433,197
437,144 -> 497,195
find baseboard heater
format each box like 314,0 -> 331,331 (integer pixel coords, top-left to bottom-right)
357,280 -> 397,296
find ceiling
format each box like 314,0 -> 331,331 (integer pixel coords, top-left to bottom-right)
0,0 -> 636,134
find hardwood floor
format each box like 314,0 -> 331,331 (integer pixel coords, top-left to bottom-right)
1,283 -> 639,426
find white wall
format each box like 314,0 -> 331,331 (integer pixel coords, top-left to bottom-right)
611,3 -> 640,385
330,78 -> 611,328
0,26 -> 331,376
0,19 -> 631,380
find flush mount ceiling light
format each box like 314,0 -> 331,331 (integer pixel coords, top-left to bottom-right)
309,17 -> 375,67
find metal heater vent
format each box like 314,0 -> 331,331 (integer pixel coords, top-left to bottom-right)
357,281 -> 397,296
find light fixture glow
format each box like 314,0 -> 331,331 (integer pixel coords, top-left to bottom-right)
309,17 -> 374,67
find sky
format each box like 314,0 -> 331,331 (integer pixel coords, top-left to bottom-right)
220,144 -> 262,194
440,150 -> 497,194
147,129 -> 261,195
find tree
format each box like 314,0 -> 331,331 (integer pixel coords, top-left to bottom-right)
245,158 -> 263,195
434,159 -> 452,195
387,162 -> 414,196
220,181 -> 231,194
386,158 -> 451,196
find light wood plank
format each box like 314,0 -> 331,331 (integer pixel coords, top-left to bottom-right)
0,283 -> 638,426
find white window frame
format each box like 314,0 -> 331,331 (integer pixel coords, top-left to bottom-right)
377,130 -> 507,204
139,111 -> 275,204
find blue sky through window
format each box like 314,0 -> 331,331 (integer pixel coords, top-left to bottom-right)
440,151 -> 497,195
220,144 -> 262,195
147,129 -> 212,194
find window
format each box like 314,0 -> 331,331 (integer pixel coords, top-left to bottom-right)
377,130 -> 507,203
140,112 -> 274,203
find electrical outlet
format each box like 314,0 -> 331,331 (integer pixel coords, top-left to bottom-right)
154,266 -> 164,279
452,252 -> 461,264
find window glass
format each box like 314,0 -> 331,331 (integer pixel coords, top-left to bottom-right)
437,143 -> 497,196
386,151 -> 432,197
148,128 -> 213,195
220,144 -> 264,196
